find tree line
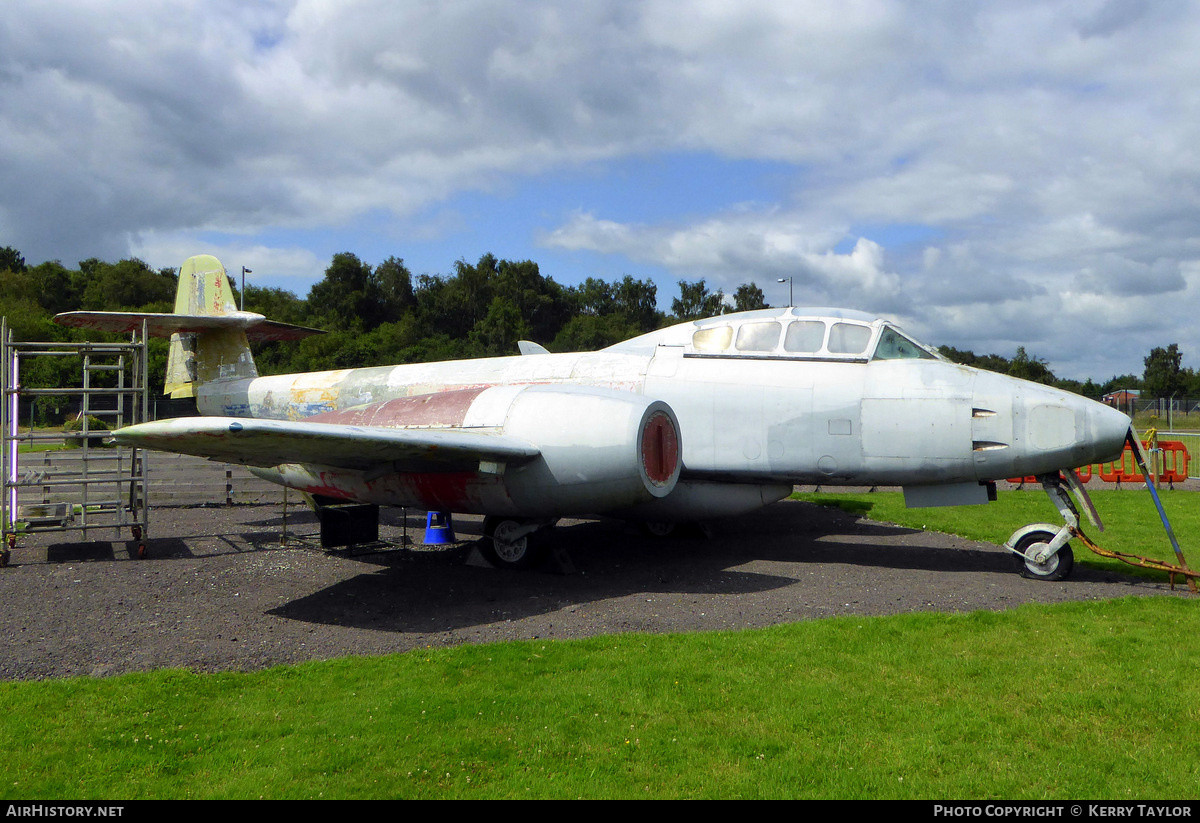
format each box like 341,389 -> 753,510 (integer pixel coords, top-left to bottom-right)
0,246 -> 768,397
0,244 -> 1173,404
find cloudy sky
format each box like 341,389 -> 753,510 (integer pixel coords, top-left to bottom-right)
3,0 -> 1199,381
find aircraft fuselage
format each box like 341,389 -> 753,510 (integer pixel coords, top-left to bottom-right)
196,308 -> 1129,517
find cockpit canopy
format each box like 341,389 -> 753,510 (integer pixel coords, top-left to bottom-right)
607,307 -> 943,363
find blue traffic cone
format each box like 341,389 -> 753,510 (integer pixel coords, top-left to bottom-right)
424,511 -> 456,545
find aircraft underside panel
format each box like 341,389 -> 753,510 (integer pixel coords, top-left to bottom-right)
615,480 -> 795,522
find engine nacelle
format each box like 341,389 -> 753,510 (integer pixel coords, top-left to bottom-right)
486,384 -> 682,514
254,385 -> 682,517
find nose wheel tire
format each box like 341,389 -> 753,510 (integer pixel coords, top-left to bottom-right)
481,517 -> 548,570
1014,530 -> 1075,581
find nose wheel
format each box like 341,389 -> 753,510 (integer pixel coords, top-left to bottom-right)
1012,529 -> 1075,581
1006,473 -> 1090,582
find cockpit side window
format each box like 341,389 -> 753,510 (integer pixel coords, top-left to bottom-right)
873,326 -> 936,360
692,326 -> 733,352
827,322 -> 873,355
735,321 -> 781,352
783,320 -> 826,353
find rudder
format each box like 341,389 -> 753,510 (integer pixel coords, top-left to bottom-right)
174,254 -> 239,317
166,255 -> 253,398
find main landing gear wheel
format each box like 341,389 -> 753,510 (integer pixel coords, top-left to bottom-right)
1013,529 -> 1075,581
481,517 -> 548,570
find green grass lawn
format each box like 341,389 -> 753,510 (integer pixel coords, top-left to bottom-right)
15,440 -> 69,453
10,427 -> 71,453
0,598 -> 1196,799
1132,411 -> 1200,433
1,491 -> 1197,799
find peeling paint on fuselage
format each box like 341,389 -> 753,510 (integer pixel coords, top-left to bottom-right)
201,352 -> 649,422
307,387 -> 490,428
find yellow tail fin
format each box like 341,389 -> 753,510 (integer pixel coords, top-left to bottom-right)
166,255 -> 251,398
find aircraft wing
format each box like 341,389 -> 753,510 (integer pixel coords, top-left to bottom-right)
113,417 -> 541,472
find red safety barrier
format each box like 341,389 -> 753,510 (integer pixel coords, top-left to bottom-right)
1007,441 -> 1191,486
1007,466 -> 1091,485
1095,440 -> 1190,485
1157,441 -> 1190,484
1097,449 -> 1135,483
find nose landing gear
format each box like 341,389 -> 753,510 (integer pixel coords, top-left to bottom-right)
1005,472 -> 1095,582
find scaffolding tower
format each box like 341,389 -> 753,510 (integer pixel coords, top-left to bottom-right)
1,318 -> 150,565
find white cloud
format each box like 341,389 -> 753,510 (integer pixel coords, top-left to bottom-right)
542,209 -> 902,310
5,1 -> 1200,379
129,232 -> 323,286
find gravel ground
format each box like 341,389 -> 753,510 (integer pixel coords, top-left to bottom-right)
0,497 -> 1186,681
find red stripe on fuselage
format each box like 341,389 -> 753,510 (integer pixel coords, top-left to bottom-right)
400,471 -> 477,511
307,387 -> 491,428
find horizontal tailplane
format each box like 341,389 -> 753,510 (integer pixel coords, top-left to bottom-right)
54,254 -> 321,399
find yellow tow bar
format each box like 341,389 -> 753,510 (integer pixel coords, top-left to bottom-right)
1072,525 -> 1199,593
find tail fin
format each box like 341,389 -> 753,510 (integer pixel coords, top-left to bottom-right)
53,255 -> 322,399
166,255 -> 247,398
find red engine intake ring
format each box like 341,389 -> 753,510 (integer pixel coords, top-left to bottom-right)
641,409 -> 681,488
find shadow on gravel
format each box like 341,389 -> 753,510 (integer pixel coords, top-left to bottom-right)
46,541 -> 128,563
267,501 -> 1119,633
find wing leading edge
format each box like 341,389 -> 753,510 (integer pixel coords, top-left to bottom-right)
113,417 -> 541,472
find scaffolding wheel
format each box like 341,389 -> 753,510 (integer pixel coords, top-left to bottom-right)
6,534 -> 14,550
0,549 -> 9,568
137,543 -> 147,560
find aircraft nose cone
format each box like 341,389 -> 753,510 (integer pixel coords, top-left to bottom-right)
1086,399 -> 1131,465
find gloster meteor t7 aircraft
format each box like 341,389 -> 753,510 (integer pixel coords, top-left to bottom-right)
55,256 -> 1131,580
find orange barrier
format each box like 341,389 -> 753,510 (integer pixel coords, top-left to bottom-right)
1095,440 -> 1189,485
1007,441 -> 1195,486
1097,450 -> 1137,483
1158,440 -> 1190,483
1008,467 -> 1091,485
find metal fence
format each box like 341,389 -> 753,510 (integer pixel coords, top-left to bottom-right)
1134,397 -> 1200,418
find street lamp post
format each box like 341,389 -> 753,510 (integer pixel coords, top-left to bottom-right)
777,277 -> 793,307
241,266 -> 252,311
